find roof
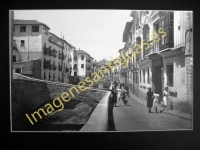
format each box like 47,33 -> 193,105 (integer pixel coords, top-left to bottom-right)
123,22 -> 132,42
74,50 -> 93,58
74,50 -> 87,54
49,32 -> 76,49
14,19 -> 50,30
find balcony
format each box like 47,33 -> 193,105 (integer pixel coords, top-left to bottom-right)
73,66 -> 78,70
68,58 -> 72,62
58,65 -> 62,71
159,28 -> 174,51
144,41 -> 153,56
58,53 -> 62,59
43,61 -> 48,69
74,56 -> 78,61
43,46 -> 48,55
86,65 -> 91,70
43,60 -> 50,70
65,67 -> 69,72
49,64 -> 53,70
52,49 -> 57,57
53,64 -> 57,70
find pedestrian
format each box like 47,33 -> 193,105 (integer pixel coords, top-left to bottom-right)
118,82 -> 123,101
120,82 -> 125,89
146,88 -> 154,113
153,93 -> 159,113
163,87 -> 169,111
111,82 -> 118,107
124,86 -> 130,105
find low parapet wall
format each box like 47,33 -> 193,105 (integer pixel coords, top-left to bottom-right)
80,84 -> 115,131
12,74 -> 111,131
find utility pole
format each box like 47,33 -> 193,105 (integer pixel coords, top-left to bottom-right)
61,35 -> 64,83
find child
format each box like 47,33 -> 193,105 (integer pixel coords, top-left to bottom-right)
153,93 -> 159,113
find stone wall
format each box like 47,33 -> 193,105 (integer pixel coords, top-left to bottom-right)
12,77 -> 107,131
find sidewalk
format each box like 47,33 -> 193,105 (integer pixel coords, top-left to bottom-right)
129,92 -> 192,121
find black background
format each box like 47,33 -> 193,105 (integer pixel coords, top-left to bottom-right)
2,0 -> 200,149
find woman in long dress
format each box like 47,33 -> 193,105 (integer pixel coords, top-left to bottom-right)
163,87 -> 169,111
120,86 -> 130,105
146,88 -> 154,113
111,83 -> 118,107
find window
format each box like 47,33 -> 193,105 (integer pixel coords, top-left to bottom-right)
161,19 -> 166,45
20,26 -> 26,32
21,40 -> 25,46
81,64 -> 84,68
53,73 -> 55,81
81,55 -> 84,60
44,72 -> 46,80
58,76 -> 60,81
167,64 -> 173,86
32,26 -> 39,32
143,70 -> 145,83
74,72 -> 77,76
74,64 -> 77,68
13,56 -> 16,62
15,68 -> 21,73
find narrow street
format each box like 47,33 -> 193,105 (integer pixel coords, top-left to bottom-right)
113,93 -> 192,131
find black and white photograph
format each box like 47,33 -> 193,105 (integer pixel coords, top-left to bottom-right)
10,10 -> 193,132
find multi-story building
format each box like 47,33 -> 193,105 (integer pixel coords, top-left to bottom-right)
119,10 -> 193,114
13,19 -> 76,83
72,49 -> 94,77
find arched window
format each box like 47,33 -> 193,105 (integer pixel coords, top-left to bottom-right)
20,26 -> 26,32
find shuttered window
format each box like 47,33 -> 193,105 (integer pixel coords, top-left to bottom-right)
159,12 -> 174,50
167,64 -> 173,86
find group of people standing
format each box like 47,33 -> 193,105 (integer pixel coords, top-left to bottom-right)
111,81 -> 130,107
111,80 -> 170,113
146,87 -> 170,113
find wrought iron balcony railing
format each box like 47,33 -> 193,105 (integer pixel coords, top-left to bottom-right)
73,66 -> 78,70
53,64 -> 57,70
65,67 -> 69,72
49,64 -> 53,70
58,65 -> 62,71
68,58 -> 72,62
74,56 -> 78,61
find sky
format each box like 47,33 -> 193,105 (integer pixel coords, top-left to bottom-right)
14,10 -> 132,61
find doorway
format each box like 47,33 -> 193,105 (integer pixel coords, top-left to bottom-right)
153,65 -> 162,102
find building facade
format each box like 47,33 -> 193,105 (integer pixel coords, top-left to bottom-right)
119,10 -> 193,114
72,50 -> 94,78
13,19 -> 76,83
